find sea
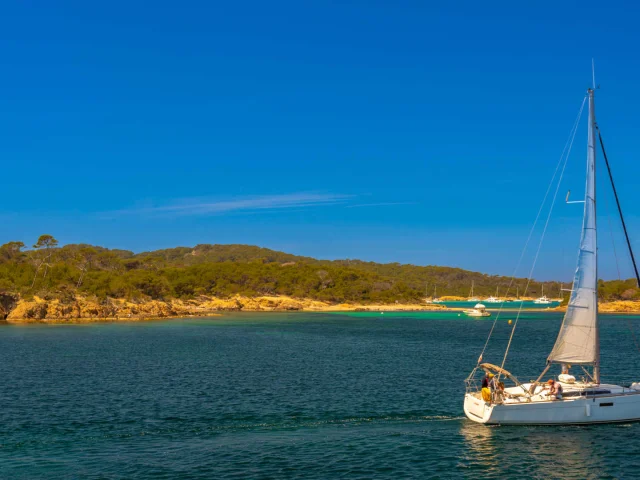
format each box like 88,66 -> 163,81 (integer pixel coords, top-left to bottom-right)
2,311 -> 639,479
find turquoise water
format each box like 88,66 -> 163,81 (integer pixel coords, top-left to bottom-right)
2,312 -> 640,478
437,300 -> 561,309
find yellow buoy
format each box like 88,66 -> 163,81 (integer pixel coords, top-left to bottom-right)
508,319 -> 513,325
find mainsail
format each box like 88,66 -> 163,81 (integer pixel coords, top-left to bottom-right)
548,89 -> 599,368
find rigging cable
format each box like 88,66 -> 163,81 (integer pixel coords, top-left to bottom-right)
597,127 -> 640,286
597,126 -> 640,354
498,96 -> 586,376
468,96 -> 588,378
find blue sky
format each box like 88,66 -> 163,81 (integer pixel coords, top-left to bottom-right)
2,1 -> 640,281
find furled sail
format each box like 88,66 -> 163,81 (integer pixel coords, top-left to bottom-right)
548,89 -> 599,365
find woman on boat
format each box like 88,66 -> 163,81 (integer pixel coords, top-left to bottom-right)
481,373 -> 495,402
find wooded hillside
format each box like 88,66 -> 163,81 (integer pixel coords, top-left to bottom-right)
1,235 -> 637,304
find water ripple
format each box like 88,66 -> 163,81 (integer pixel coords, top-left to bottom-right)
0,312 -> 637,478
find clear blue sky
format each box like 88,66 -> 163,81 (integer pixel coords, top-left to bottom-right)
2,1 -> 640,281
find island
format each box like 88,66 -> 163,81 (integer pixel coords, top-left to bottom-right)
1,236 -> 639,323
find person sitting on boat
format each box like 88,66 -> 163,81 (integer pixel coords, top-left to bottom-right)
546,379 -> 563,400
494,380 -> 506,402
481,373 -> 496,402
482,373 -> 496,389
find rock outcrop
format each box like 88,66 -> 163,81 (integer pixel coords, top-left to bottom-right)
0,293 -> 19,320
3,294 -> 447,323
599,300 -> 640,313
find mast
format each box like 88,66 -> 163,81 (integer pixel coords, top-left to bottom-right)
590,88 -> 600,383
548,88 -> 599,382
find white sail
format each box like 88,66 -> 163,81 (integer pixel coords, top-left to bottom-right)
548,89 -> 599,367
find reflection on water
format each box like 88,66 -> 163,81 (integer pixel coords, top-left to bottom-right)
459,421 -> 631,479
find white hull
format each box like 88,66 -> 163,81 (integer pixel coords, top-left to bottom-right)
464,385 -> 640,425
463,310 -> 490,317
534,295 -> 552,304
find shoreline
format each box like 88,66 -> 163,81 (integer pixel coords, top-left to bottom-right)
3,295 -> 640,324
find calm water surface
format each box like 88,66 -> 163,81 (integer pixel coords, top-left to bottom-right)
2,311 -> 640,479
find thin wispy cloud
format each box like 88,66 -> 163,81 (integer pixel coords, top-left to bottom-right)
106,192 -> 353,218
345,202 -> 417,208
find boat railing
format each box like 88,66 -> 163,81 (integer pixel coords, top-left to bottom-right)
465,377 -> 480,394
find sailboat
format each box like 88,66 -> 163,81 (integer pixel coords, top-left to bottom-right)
468,280 -> 480,302
464,86 -> 640,425
513,286 -> 523,303
432,285 -> 443,303
534,284 -> 552,304
424,283 -> 433,304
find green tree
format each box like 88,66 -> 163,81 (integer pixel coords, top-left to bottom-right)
75,247 -> 98,287
30,235 -> 59,289
0,241 -> 25,262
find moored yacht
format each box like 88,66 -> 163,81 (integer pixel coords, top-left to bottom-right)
484,287 -> 501,303
467,281 -> 479,302
463,303 -> 490,318
431,285 -> 443,303
534,285 -> 552,304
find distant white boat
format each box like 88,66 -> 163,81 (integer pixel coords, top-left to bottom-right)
424,283 -> 432,304
467,281 -> 479,302
463,303 -> 490,318
534,285 -> 552,304
533,296 -> 552,304
431,285 -> 443,303
485,287 -> 501,303
514,286 -> 522,302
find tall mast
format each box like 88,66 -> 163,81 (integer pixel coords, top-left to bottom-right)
548,88 -> 599,382
589,88 -> 600,383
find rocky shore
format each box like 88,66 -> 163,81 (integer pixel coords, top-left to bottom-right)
2,294 -> 640,324
1,294 -> 448,323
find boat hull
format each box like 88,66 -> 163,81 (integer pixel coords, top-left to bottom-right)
464,392 -> 640,425
463,311 -> 490,317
